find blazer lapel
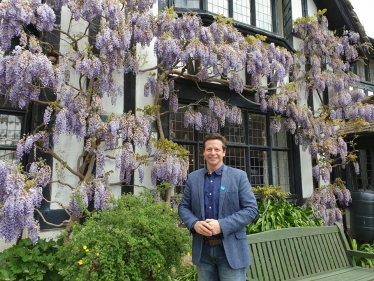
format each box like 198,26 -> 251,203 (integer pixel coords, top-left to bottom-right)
219,165 -> 229,217
197,169 -> 205,220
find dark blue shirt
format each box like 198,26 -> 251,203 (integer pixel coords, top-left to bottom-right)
204,165 -> 224,220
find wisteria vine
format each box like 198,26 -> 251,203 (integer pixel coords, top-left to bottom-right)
0,1 -> 372,243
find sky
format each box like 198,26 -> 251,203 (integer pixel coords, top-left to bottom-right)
349,0 -> 374,38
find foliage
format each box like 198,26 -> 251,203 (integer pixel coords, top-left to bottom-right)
57,192 -> 190,281
252,185 -> 290,200
303,178 -> 352,225
350,238 -> 374,268
247,186 -> 322,234
172,265 -> 198,281
0,237 -> 63,281
0,0 -> 373,243
246,197 -> 323,234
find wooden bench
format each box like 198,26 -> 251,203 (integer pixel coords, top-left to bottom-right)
246,223 -> 374,281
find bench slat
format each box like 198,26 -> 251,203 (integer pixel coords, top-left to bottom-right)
288,267 -> 374,281
269,240 -> 284,280
322,233 -> 339,270
247,226 -> 339,244
284,238 -> 301,279
328,232 -> 351,268
275,239 -> 290,280
304,235 -> 323,274
265,241 -> 279,280
298,236 -> 315,275
310,233 -> 331,272
257,241 -> 271,281
249,243 -> 262,280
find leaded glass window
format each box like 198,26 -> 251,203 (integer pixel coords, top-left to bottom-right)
174,0 -> 200,9
272,150 -> 290,191
351,149 -> 373,190
208,0 -> 229,17
255,0 -> 272,32
169,104 -> 292,193
272,117 -> 287,147
233,0 -> 251,25
248,113 -> 266,146
206,0 -> 275,32
226,147 -> 246,171
0,113 -> 23,163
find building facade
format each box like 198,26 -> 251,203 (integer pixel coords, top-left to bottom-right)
1,0 -> 373,249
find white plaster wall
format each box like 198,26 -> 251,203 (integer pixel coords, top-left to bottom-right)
0,238 -> 16,252
292,0 -> 303,20
48,7 -> 90,209
131,1 -> 160,195
307,1 -> 318,16
291,0 -> 319,199
133,36 -> 158,195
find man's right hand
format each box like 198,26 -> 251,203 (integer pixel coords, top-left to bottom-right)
193,221 -> 213,236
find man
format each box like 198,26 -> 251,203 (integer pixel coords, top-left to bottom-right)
178,133 -> 258,281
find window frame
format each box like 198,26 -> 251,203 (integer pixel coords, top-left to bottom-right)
171,0 -> 281,35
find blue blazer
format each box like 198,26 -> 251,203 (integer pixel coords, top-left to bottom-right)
178,165 -> 258,269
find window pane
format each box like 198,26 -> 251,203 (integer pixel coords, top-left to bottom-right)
356,60 -> 366,82
272,117 -> 287,147
208,0 -> 229,17
199,145 -> 205,169
170,108 -> 194,141
351,149 -> 373,190
256,0 -> 272,32
272,150 -> 290,192
248,113 -> 267,146
224,119 -> 245,144
0,149 -> 20,163
233,0 -> 251,25
250,150 -> 269,186
174,0 -> 199,9
225,147 -> 246,171
0,114 -> 23,146
369,60 -> 374,83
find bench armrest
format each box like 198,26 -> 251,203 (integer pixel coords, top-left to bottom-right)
346,249 -> 374,259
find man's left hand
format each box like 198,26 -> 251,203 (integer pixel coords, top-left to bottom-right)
205,219 -> 221,235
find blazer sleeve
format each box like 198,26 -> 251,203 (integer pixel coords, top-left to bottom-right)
178,174 -> 200,234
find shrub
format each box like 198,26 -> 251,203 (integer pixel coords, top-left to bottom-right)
57,192 -> 190,281
0,237 -> 63,281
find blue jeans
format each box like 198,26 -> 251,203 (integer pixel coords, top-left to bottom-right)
196,243 -> 246,281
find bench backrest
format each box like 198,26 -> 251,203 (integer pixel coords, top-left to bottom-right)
246,224 -> 354,281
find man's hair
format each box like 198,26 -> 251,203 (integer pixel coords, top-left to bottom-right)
202,133 -> 227,151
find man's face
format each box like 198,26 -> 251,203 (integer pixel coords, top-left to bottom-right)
203,139 -> 226,168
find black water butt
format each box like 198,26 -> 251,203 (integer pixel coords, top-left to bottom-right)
350,190 -> 374,243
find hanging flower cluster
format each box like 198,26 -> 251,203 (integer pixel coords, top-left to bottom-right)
151,139 -> 189,186
303,179 -> 352,226
0,160 -> 51,244
68,178 -> 113,217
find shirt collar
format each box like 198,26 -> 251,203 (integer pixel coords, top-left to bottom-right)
204,164 -> 224,176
